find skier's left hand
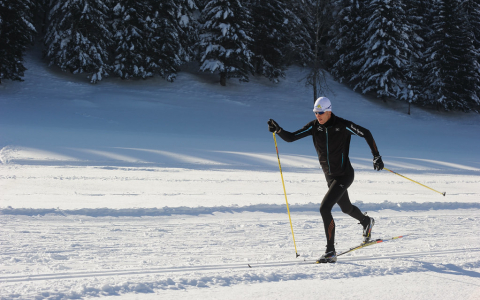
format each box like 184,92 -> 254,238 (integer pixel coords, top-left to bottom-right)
373,155 -> 384,171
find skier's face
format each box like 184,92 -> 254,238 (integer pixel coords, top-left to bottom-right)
316,111 -> 331,124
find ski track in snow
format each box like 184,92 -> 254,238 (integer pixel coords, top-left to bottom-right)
1,210 -> 480,300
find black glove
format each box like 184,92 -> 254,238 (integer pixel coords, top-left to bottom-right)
373,155 -> 384,171
267,119 -> 281,133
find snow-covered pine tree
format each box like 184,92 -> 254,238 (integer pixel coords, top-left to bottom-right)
197,0 -> 254,86
23,0 -> 37,34
112,0 -> 158,79
464,0 -> 480,62
44,0 -> 112,83
422,0 -> 478,111
147,0 -> 198,82
351,0 -> 411,101
286,0 -> 316,67
402,0 -> 430,109
328,0 -> 366,83
31,0 -> 48,36
247,0 -> 293,83
174,0 -> 199,64
462,0 -> 480,109
146,0 -> 180,81
0,0 -> 36,84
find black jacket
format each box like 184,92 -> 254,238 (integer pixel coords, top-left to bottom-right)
277,113 -> 380,176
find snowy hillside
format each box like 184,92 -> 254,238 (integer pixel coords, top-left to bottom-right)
1,50 -> 479,300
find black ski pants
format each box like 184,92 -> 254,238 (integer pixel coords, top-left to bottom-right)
320,165 -> 365,250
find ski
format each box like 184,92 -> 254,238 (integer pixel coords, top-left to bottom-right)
337,235 -> 407,257
310,235 -> 407,264
248,235 -> 407,267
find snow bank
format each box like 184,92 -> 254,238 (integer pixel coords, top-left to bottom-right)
2,201 -> 480,217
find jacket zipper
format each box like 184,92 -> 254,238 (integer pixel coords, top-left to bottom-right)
326,128 -> 330,174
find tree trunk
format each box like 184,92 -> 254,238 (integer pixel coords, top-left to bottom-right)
220,72 -> 227,86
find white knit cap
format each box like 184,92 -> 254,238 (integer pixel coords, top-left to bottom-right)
313,97 -> 332,113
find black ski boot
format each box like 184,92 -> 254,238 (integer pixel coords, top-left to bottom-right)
361,213 -> 375,243
316,246 -> 337,263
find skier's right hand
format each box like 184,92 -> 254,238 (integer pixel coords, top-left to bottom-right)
373,155 -> 384,171
268,119 -> 281,133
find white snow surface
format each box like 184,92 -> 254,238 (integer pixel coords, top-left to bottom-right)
1,49 -> 480,300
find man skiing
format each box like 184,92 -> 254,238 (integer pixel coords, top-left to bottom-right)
267,97 -> 384,263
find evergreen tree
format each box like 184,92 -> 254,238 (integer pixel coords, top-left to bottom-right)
463,0 -> 480,107
197,0 -> 254,86
248,0 -> 293,82
402,0 -> 430,107
112,0 -> 157,79
174,0 -> 199,63
351,0 -> 411,101
147,0 -> 198,82
422,0 -> 478,111
286,0 -> 315,67
148,0 -> 181,81
31,0 -> 49,36
0,0 -> 36,84
328,0 -> 366,83
44,0 -> 112,83
464,0 -> 480,60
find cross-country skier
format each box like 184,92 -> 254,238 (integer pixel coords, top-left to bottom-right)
267,97 -> 384,263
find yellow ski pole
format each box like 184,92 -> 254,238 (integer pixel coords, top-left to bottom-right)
384,167 -> 446,196
273,132 -> 300,258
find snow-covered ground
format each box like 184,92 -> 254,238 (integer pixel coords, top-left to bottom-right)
1,49 -> 480,299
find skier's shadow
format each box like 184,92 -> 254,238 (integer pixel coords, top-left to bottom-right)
337,259 -> 480,284
419,261 -> 480,279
